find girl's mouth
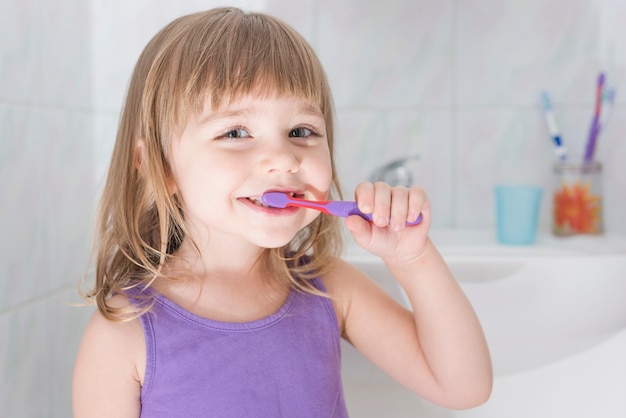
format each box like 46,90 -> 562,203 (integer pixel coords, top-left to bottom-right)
245,192 -> 303,208
242,191 -> 304,210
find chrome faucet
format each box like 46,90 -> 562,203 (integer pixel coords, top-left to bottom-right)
369,155 -> 420,187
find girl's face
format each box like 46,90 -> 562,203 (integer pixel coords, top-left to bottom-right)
168,94 -> 333,250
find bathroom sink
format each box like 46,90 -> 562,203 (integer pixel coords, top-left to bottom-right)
344,229 -> 626,376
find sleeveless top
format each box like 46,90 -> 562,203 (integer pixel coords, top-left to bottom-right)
127,277 -> 349,418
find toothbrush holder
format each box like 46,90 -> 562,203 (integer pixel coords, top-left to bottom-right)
552,161 -> 604,236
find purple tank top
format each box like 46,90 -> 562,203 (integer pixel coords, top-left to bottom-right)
128,277 -> 349,417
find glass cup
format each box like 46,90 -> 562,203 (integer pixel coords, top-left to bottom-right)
495,185 -> 543,245
552,162 -> 603,236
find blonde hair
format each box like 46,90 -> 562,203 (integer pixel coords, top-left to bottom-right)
88,8 -> 343,320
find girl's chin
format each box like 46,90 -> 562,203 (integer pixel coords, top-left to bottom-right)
251,218 -> 318,248
253,235 -> 296,250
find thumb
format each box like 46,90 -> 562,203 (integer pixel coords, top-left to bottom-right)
344,215 -> 373,247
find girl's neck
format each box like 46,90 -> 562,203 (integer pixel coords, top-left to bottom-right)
156,237 -> 290,323
172,237 -> 264,280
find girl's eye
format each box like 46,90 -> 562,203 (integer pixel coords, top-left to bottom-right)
223,128 -> 250,139
289,127 -> 314,138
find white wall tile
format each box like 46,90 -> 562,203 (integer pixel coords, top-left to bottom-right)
92,111 -> 119,190
0,289 -> 93,417
456,0 -> 600,106
595,107 -> 626,233
0,105 -> 49,310
0,0 -> 91,107
0,302 -> 48,417
46,290 -> 94,417
455,108 -> 556,229
0,0 -> 43,104
318,0 -> 453,108
0,105 -> 94,310
38,0 -> 91,108
42,109 -> 95,288
262,0 -> 316,45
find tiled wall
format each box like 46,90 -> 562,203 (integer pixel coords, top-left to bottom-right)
326,0 -> 626,233
1,0 -> 94,416
2,0 -> 626,416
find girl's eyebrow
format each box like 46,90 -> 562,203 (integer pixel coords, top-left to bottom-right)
300,103 -> 324,118
197,103 -> 323,125
197,109 -> 249,125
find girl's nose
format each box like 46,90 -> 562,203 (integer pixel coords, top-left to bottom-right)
261,143 -> 300,174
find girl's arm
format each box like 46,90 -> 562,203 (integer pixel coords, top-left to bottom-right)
72,295 -> 144,418
326,182 -> 492,409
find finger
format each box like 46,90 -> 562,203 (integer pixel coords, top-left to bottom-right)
354,182 -> 374,214
389,186 -> 410,231
408,186 -> 427,223
344,215 -> 373,247
372,182 -> 392,227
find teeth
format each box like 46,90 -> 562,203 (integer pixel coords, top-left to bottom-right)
248,197 -> 268,207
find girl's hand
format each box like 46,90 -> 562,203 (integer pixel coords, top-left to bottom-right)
344,181 -> 431,265
341,182 -> 493,407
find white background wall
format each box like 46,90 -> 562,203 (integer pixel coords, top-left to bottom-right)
2,0 -> 626,416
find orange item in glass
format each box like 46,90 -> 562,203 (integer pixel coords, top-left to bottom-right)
552,162 -> 603,236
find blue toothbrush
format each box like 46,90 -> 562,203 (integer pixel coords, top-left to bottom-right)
540,90 -> 567,161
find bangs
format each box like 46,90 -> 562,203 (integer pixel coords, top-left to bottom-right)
191,13 -> 326,109
146,9 -> 330,135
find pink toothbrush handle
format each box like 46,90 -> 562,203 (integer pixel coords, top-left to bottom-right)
326,201 -> 422,226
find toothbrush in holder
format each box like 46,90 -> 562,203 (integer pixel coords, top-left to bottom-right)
261,192 -> 423,226
583,72 -> 605,163
540,90 -> 567,161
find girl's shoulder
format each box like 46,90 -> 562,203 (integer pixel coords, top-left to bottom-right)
73,294 -> 146,416
77,294 -> 147,383
320,256 -> 380,297
319,257 -> 383,336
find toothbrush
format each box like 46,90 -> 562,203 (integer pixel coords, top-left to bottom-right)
582,86 -> 616,164
261,192 -> 423,226
540,90 -> 567,161
597,87 -> 616,137
583,72 -> 605,163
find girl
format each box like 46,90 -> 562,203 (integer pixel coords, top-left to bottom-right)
73,7 -> 492,417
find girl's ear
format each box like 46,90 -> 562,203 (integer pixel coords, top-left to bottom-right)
164,165 -> 178,196
135,139 -> 147,173
135,139 -> 178,195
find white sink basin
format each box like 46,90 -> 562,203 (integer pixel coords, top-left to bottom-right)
344,229 -> 626,376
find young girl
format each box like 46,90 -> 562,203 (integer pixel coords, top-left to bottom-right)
73,7 -> 491,417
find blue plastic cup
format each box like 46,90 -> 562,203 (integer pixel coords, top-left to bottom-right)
495,185 -> 542,245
